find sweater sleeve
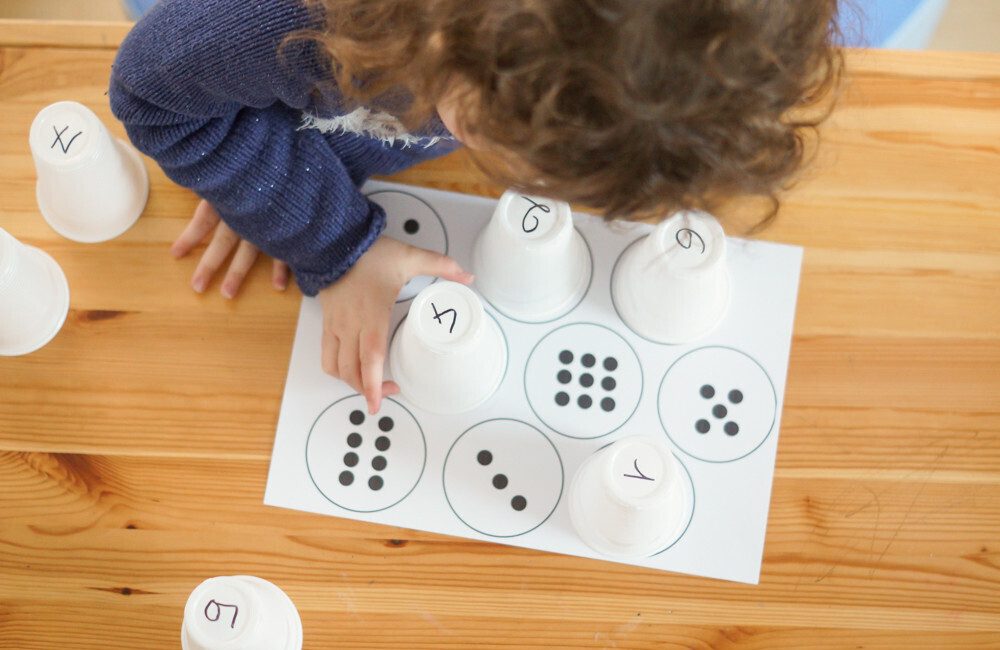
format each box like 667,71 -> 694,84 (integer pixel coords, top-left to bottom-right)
109,0 -> 385,296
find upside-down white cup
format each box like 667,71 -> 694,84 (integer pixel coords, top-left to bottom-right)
30,101 -> 148,243
569,436 -> 687,558
389,281 -> 507,414
0,227 -> 69,356
472,190 -> 590,322
612,211 -> 730,344
182,576 -> 302,650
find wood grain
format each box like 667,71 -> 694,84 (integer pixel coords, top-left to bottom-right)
1,21 -> 998,649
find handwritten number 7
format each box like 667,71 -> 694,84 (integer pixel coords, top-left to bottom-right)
204,599 -> 239,629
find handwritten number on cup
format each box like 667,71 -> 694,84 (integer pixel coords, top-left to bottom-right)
623,458 -> 655,481
430,301 -> 457,334
519,196 -> 551,234
204,599 -> 239,629
675,228 -> 706,254
50,125 -> 82,155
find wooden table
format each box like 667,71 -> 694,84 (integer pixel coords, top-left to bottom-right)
1,20 -> 999,649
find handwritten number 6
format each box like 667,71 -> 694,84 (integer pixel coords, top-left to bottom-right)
204,599 -> 239,629
675,228 -> 706,254
519,196 -> 550,234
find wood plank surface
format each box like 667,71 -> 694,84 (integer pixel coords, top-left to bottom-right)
1,20 -> 999,649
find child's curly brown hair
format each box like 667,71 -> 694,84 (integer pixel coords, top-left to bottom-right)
304,0 -> 841,223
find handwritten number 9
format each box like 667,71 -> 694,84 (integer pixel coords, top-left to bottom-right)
519,196 -> 550,234
675,228 -> 706,254
204,599 -> 239,629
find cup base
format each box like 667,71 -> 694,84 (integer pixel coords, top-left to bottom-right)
242,576 -> 303,650
36,138 -> 149,244
0,245 -> 70,357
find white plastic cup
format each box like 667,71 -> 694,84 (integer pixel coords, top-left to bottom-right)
612,211 -> 730,344
388,281 -> 507,414
0,227 -> 70,356
569,436 -> 687,558
181,576 -> 302,650
30,101 -> 148,243
472,190 -> 590,322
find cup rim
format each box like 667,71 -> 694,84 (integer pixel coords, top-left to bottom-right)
0,245 -> 70,357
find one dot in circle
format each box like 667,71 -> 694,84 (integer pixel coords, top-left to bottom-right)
712,404 -> 728,419
492,474 -> 508,489
347,432 -> 363,448
558,350 -> 573,364
375,436 -> 391,452
477,450 -> 493,466
581,353 -> 596,368
511,495 -> 527,511
579,373 -> 594,388
601,376 -> 616,391
578,394 -> 593,409
724,421 -> 740,436
555,391 -> 570,406
603,357 -> 618,371
600,397 -> 615,412
556,369 -> 572,384
349,410 -> 365,426
728,389 -> 744,404
403,219 -> 420,235
700,385 -> 715,399
378,416 -> 394,432
695,419 -> 710,434
339,471 -> 354,486
368,475 -> 384,491
372,455 -> 387,471
343,452 -> 359,467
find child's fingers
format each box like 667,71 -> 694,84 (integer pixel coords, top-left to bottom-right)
191,222 -> 240,293
171,200 -> 220,259
320,332 -> 340,378
381,380 -> 400,397
359,326 -> 388,413
220,240 -> 259,299
410,248 -> 474,285
337,332 -> 363,396
272,261 -> 289,291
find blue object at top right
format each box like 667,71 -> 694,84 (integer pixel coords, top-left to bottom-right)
839,0 -> 950,49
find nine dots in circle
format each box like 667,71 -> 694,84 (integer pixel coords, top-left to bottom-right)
695,385 -> 744,436
554,350 -> 618,412
477,449 -> 527,512
339,409 -> 393,491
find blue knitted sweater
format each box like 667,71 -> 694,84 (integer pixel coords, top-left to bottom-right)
109,0 -> 459,295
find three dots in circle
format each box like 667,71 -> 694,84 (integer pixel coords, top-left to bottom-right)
339,409 -> 393,490
554,350 -> 617,412
695,384 -> 742,436
477,449 -> 527,512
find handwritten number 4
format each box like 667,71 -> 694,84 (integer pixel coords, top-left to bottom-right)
51,125 -> 83,155
430,302 -> 457,334
204,599 -> 239,629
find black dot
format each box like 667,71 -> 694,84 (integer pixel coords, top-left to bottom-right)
581,353 -> 596,368
477,450 -> 492,465
578,394 -> 592,409
375,436 -> 390,451
349,410 -> 365,425
600,397 -> 615,412
343,452 -> 359,467
339,471 -> 354,486
378,416 -> 394,432
557,369 -> 572,384
492,474 -> 508,489
559,350 -> 573,364
403,219 -> 420,235
511,495 -> 527,511
713,404 -> 728,418
695,419 -> 710,434
579,373 -> 594,388
601,376 -> 616,391
603,357 -> 618,371
372,455 -> 387,471
347,433 -> 362,448
555,391 -> 570,406
725,421 -> 739,436
729,389 -> 744,404
700,385 -> 715,399
368,475 -> 384,490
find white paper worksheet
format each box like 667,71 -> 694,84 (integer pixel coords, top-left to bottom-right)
265,180 -> 803,584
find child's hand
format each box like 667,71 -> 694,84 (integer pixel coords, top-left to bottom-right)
171,199 -> 290,298
318,237 -> 473,414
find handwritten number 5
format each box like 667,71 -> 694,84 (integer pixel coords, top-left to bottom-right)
204,599 -> 239,629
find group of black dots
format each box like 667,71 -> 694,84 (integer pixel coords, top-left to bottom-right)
694,385 -> 743,436
476,450 -> 527,512
338,410 -> 393,490
554,350 -> 617,412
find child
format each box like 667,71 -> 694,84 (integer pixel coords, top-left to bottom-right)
110,0 -> 839,414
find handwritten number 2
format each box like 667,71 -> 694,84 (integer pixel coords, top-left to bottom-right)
519,196 -> 550,234
430,302 -> 457,334
204,599 -> 239,629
